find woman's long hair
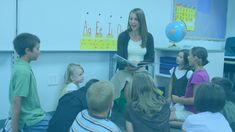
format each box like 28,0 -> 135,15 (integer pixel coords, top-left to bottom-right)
127,8 -> 148,48
131,72 -> 166,117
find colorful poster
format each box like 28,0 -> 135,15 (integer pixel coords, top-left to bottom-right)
80,12 -> 125,51
175,4 -> 196,31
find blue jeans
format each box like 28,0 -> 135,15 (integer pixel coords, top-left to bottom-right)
23,114 -> 51,132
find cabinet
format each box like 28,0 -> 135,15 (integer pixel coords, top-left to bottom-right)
154,47 -> 224,95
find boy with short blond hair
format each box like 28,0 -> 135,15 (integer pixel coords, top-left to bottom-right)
70,80 -> 121,132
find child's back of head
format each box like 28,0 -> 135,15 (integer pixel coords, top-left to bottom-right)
86,80 -> 114,115
211,77 -> 235,132
211,77 -> 234,102
195,83 -> 225,113
183,83 -> 232,132
70,80 -> 120,132
131,72 -> 166,117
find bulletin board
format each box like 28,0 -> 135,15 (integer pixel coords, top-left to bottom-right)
174,0 -> 228,40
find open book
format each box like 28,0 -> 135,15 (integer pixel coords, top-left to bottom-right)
113,54 -> 152,68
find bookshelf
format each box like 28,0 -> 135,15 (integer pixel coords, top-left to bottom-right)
155,47 -> 224,93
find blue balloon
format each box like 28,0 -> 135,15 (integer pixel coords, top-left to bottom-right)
165,21 -> 186,43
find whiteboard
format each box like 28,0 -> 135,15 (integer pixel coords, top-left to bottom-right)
17,0 -> 172,51
0,0 -> 16,51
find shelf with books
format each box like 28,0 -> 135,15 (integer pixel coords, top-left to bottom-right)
154,47 -> 224,94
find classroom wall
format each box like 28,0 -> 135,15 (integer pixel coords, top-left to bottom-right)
0,52 -> 111,119
0,0 -> 16,51
0,52 -> 12,119
31,52 -> 111,112
226,0 -> 235,37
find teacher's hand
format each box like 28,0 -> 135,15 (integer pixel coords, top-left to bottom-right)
125,61 -> 140,71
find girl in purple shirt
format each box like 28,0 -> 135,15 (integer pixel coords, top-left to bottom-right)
169,47 -> 210,128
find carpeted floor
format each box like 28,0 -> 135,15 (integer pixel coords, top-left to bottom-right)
0,109 -> 181,132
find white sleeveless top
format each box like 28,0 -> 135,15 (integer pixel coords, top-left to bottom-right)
127,39 -> 146,61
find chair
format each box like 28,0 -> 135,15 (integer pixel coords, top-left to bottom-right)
225,37 -> 235,56
224,37 -> 235,86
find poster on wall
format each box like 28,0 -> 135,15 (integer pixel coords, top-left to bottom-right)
80,11 -> 125,51
175,4 -> 196,31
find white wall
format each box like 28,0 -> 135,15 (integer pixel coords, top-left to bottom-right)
0,52 -> 111,119
226,0 -> 235,37
0,52 -> 12,119
0,0 -> 15,51
32,52 -> 111,112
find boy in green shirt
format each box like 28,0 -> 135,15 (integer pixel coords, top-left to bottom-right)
9,33 -> 50,132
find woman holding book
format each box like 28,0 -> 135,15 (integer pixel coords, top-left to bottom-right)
111,8 -> 154,110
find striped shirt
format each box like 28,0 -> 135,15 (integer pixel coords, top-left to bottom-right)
70,109 -> 121,132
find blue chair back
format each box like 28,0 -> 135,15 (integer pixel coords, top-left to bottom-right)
225,37 -> 235,56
